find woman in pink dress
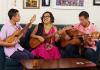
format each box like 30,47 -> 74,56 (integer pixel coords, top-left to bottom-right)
31,11 -> 61,60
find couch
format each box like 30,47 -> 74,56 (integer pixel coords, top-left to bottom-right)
0,24 -> 100,70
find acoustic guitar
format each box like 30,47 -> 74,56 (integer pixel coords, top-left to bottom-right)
29,26 -> 73,48
60,28 -> 100,47
5,15 -> 36,43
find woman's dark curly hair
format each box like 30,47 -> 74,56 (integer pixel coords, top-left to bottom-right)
41,11 -> 55,23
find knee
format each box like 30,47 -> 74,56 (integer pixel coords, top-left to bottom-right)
84,48 -> 97,63
85,49 -> 95,56
84,48 -> 96,60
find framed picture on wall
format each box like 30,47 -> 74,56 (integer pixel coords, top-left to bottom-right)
93,0 -> 100,5
53,0 -> 85,9
42,0 -> 50,6
23,0 -> 40,9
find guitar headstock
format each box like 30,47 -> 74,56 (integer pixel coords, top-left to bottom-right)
30,15 -> 36,23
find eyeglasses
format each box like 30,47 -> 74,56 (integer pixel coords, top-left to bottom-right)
43,16 -> 50,18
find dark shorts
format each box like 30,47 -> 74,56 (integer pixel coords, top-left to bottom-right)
10,49 -> 34,62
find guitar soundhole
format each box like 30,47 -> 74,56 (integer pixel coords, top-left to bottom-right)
15,35 -> 19,37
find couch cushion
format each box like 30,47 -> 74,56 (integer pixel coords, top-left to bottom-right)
4,66 -> 22,70
5,57 -> 20,66
0,24 -> 3,30
0,47 -> 5,70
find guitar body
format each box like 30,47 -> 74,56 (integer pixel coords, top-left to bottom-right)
61,30 -> 100,47
60,38 -> 81,47
60,39 -> 69,47
60,29 -> 81,47
6,30 -> 21,43
29,37 -> 42,48
29,34 -> 53,48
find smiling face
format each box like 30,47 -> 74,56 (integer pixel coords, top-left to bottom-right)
42,13 -> 51,24
41,11 -> 54,24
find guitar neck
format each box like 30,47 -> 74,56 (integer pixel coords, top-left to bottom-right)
18,22 -> 32,39
46,27 -> 69,39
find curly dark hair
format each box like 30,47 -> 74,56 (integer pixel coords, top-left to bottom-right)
41,11 -> 55,23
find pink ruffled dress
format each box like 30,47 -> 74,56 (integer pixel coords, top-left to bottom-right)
31,26 -> 61,60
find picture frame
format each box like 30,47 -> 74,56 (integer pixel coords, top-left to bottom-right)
53,0 -> 85,10
42,0 -> 50,6
93,0 -> 100,5
23,0 -> 40,9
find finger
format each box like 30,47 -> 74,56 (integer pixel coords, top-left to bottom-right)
29,24 -> 32,28
30,14 -> 36,23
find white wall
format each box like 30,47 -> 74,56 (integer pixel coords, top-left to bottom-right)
0,0 -> 8,24
0,0 -> 100,31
